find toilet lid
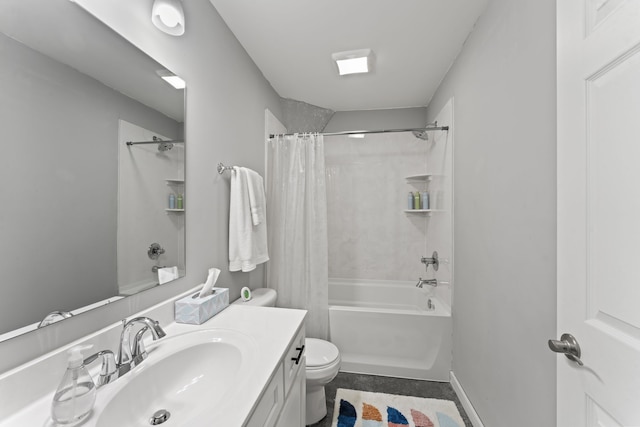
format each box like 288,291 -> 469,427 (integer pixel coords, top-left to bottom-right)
305,338 -> 340,368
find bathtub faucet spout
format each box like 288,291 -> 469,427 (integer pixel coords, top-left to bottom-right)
416,278 -> 437,288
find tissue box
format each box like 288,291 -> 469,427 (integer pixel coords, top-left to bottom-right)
174,287 -> 229,324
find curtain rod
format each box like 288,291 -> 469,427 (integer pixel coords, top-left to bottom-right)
267,123 -> 449,139
126,139 -> 184,145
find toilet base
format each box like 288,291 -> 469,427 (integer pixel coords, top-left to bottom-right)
306,384 -> 327,425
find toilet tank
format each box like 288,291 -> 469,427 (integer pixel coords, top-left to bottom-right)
232,288 -> 277,307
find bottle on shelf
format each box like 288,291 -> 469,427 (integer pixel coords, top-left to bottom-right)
407,192 -> 414,210
421,191 -> 430,210
177,194 -> 183,210
169,193 -> 176,209
413,191 -> 421,210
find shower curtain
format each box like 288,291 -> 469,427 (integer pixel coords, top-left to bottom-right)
266,133 -> 329,340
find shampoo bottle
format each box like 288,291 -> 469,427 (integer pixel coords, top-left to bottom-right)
407,192 -> 414,210
177,194 -> 183,210
413,191 -> 421,210
421,191 -> 430,210
169,193 -> 176,209
51,345 -> 96,425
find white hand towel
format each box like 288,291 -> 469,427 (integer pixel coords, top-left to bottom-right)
158,266 -> 178,284
229,167 -> 269,272
244,168 -> 266,226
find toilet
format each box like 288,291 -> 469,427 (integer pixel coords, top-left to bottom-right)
233,288 -> 341,425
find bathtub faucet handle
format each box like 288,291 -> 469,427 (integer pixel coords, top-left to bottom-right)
421,251 -> 439,271
416,278 -> 437,288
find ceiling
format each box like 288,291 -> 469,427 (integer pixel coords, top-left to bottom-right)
209,0 -> 489,112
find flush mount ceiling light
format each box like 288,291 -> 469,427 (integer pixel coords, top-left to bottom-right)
151,0 -> 185,36
156,69 -> 186,89
331,49 -> 374,76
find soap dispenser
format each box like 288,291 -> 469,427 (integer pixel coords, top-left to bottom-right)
51,345 -> 97,425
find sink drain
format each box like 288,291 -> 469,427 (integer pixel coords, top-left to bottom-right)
149,409 -> 171,425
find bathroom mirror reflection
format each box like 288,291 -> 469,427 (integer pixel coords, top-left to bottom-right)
0,0 -> 186,341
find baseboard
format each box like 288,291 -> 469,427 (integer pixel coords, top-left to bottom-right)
450,371 -> 485,427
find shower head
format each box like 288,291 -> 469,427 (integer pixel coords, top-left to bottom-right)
412,129 -> 429,141
157,141 -> 174,151
153,136 -> 174,151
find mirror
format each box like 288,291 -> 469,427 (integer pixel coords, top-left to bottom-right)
0,0 -> 186,341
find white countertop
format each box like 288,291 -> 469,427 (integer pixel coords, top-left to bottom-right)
0,302 -> 306,427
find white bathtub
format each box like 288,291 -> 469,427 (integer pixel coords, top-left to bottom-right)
328,278 -> 452,381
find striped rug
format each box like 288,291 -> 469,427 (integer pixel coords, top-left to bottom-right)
330,389 -> 464,427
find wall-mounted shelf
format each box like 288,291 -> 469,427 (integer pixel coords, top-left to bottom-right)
403,209 -> 444,215
405,174 -> 433,182
165,209 -> 184,213
166,179 -> 185,185
405,174 -> 444,182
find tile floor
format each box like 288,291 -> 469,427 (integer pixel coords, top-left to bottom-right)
309,372 -> 473,427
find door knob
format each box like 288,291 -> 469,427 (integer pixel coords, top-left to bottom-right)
548,333 -> 583,366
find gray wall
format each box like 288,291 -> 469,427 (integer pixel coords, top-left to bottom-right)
426,0 -> 557,425
0,0 -> 283,372
324,107 -> 427,132
0,32 -> 179,333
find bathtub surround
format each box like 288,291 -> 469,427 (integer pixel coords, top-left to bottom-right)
324,132 -> 428,281
426,0 -> 557,426
265,109 -> 288,141
323,104 -> 452,292
425,101 -> 454,307
266,134 -> 329,339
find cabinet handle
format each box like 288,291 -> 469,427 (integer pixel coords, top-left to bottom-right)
291,345 -> 305,365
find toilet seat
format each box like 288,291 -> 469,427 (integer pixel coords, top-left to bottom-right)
305,338 -> 340,368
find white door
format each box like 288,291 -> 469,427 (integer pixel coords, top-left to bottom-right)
557,1 -> 640,426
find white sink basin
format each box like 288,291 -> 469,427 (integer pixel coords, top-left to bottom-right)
95,328 -> 257,426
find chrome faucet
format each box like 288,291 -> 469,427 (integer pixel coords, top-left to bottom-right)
83,317 -> 166,387
38,311 -> 73,328
416,278 -> 438,288
83,350 -> 117,387
118,317 -> 166,370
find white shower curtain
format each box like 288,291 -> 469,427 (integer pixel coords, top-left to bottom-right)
266,133 -> 329,340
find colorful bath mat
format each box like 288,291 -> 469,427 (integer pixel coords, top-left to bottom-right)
331,389 -> 464,427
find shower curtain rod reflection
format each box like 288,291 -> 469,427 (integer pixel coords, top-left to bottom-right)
126,136 -> 184,152
126,139 -> 184,145
267,122 -> 448,139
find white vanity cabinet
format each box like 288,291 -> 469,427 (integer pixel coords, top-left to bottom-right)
0,298 -> 308,427
246,326 -> 306,427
